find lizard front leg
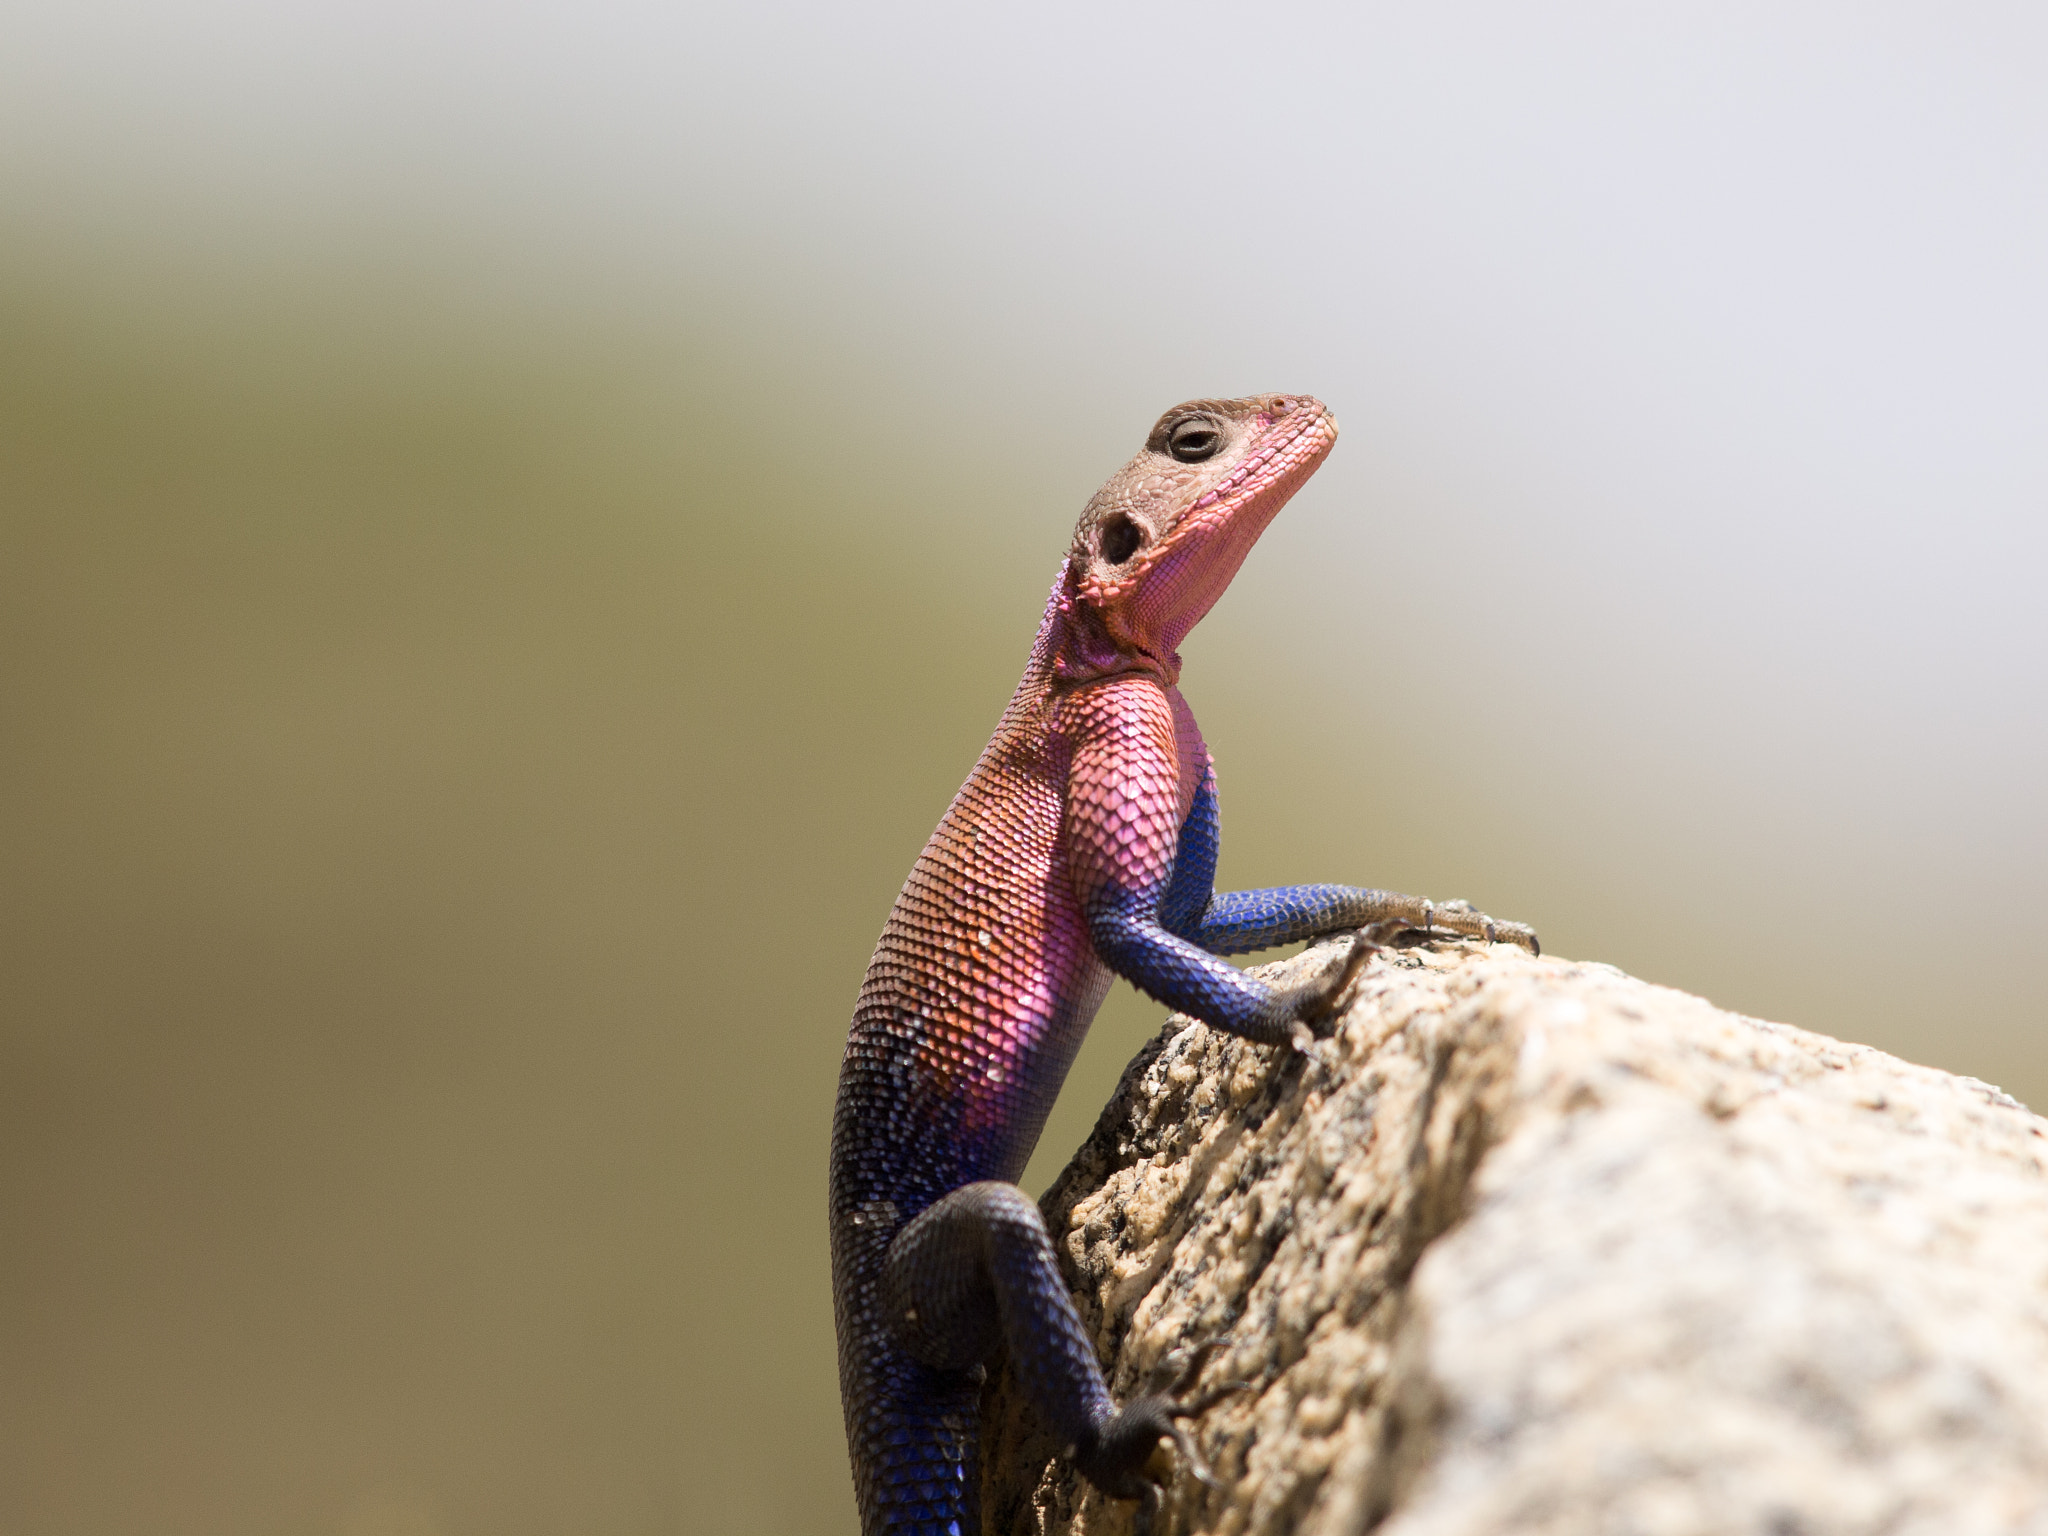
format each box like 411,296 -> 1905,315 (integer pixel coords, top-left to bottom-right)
1068,689 -> 1378,1047
1088,887 -> 1375,1045
1159,758 -> 1539,958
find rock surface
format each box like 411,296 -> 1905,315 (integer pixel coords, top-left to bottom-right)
981,940 -> 2048,1536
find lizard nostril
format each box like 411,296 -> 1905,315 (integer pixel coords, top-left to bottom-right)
1099,513 -> 1143,565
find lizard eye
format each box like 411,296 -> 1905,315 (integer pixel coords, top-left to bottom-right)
1166,415 -> 1224,464
1098,513 -> 1143,564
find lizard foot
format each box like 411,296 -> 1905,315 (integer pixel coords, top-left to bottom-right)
1419,898 -> 1539,956
1074,1394 -> 1217,1535
1074,1342 -> 1252,1532
1263,927 -> 1383,1049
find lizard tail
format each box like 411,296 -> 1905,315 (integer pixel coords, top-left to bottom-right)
840,1331 -> 982,1536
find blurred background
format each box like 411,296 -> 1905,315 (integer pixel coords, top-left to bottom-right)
3,3 -> 2044,1532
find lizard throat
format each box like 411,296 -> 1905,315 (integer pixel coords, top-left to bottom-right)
1048,579 -> 1181,687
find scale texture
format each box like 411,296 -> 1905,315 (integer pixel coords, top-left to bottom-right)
828,396 -> 1534,1535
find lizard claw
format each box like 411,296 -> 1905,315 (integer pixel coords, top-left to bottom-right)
1083,1341 -> 1256,1530
1289,1019 -> 1328,1062
1078,1388 -> 1238,1531
1411,898 -> 1540,956
1073,1396 -> 1187,1503
1162,1413 -> 1218,1491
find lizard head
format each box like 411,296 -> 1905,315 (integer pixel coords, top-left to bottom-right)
1058,393 -> 1338,682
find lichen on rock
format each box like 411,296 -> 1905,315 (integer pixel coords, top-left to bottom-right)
981,940 -> 2048,1536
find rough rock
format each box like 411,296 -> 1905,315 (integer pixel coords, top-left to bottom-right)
981,940 -> 2048,1536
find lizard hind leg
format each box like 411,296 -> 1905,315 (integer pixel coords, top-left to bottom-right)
882,1182 -> 1208,1517
880,1187 -> 1228,1531
881,1182 -> 1116,1435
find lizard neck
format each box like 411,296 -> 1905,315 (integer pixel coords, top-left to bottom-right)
1036,559 -> 1182,690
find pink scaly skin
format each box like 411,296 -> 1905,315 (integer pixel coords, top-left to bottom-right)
830,395 -> 1536,1536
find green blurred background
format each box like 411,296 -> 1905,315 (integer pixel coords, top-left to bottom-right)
4,5 -> 2044,1534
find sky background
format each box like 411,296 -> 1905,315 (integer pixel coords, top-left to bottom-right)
4,4 -> 2045,1534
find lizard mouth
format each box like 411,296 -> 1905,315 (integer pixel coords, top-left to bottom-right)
1188,400 -> 1335,517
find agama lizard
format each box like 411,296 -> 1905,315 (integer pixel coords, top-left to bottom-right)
830,394 -> 1536,1535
